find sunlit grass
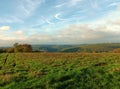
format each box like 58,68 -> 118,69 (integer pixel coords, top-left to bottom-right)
0,53 -> 120,89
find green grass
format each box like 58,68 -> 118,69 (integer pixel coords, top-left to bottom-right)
0,53 -> 120,89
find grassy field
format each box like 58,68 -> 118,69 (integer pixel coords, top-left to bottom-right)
0,53 -> 120,89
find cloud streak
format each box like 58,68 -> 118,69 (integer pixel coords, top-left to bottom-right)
0,0 -> 44,24
54,13 -> 66,21
16,0 -> 44,19
69,0 -> 83,6
0,26 -> 10,31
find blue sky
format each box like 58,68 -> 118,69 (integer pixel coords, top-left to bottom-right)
0,0 -> 120,46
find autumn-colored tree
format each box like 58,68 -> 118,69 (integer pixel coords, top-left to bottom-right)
7,48 -> 14,53
14,43 -> 23,52
113,48 -> 120,53
22,44 -> 32,52
13,43 -> 32,52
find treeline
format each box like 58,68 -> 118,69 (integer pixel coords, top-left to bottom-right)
0,48 -> 6,53
7,43 -> 32,53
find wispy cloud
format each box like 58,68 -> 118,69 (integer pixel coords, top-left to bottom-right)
0,26 -> 10,31
89,0 -> 99,9
0,16 -> 24,23
69,0 -> 83,6
1,0 -> 44,24
16,0 -> 44,19
47,20 -> 54,24
108,2 -> 120,7
54,13 -> 66,21
41,16 -> 54,25
14,30 -> 24,35
55,2 -> 66,8
54,0 -> 83,8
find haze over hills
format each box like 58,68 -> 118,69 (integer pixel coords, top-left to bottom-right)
1,43 -> 120,53
31,43 -> 120,52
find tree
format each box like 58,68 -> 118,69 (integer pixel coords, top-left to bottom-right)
13,43 -> 32,53
0,48 -> 6,53
7,48 -> 14,53
113,48 -> 120,53
22,44 -> 32,52
14,43 -> 20,52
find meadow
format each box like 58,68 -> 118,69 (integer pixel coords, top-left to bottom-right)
0,53 -> 120,89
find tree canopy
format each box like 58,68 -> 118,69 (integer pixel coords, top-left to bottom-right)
7,43 -> 32,53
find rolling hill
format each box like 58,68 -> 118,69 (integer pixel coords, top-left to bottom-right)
32,43 -> 120,53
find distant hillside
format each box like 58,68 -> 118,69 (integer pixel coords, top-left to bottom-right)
0,47 -> 10,53
61,43 -> 120,52
32,45 -> 80,52
32,43 -> 120,52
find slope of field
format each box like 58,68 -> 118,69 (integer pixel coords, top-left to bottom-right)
0,53 -> 120,89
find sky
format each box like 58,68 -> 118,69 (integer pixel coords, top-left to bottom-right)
0,0 -> 120,46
